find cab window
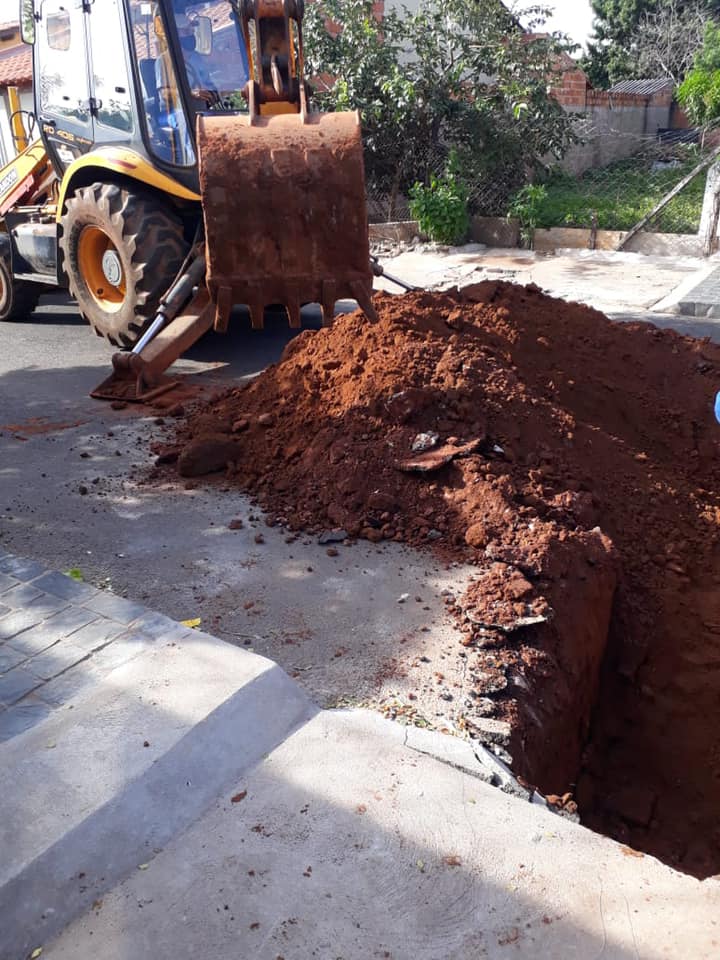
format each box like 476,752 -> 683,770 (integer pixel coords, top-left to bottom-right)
89,0 -> 134,135
38,0 -> 90,126
128,0 -> 195,166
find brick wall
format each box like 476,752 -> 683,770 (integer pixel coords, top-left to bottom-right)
553,67 -> 673,112
552,64 -> 675,175
554,68 -> 588,108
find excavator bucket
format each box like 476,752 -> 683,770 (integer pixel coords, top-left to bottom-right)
197,110 -> 376,331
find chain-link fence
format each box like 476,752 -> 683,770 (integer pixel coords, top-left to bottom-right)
532,129 -> 712,235
366,123 -> 716,237
365,140 -> 524,224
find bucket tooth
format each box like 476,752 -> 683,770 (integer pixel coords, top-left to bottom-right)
285,301 -> 301,329
249,299 -> 266,330
284,281 -> 301,329
214,286 -> 233,333
321,279 -> 337,327
350,280 -> 377,323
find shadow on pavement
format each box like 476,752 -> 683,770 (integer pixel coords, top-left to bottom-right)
183,303 -> 323,373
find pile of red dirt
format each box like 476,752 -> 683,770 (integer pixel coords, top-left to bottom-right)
164,283 -> 720,877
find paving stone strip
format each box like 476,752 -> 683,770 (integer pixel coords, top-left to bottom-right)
0,549 -> 187,741
0,551 -> 553,818
678,264 -> 720,318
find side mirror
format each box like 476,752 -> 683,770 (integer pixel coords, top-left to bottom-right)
20,0 -> 35,44
194,15 -> 212,56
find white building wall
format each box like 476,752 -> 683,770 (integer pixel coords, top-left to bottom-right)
384,0 -> 422,12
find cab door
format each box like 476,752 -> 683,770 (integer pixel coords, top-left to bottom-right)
85,0 -> 136,145
35,0 -> 93,172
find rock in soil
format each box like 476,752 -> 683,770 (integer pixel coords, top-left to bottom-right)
162,282 -> 720,878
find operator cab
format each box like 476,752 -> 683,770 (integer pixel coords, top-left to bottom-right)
26,0 -> 249,186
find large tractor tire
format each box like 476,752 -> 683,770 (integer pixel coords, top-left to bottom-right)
0,239 -> 42,321
59,182 -> 189,347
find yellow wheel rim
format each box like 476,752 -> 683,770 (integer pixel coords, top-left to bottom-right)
78,226 -> 126,313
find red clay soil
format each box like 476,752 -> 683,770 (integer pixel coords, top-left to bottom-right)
0,417 -> 88,439
165,283 -> 720,878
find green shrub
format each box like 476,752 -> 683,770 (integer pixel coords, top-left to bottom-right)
409,157 -> 470,245
678,21 -> 720,127
678,69 -> 720,127
507,183 -> 548,247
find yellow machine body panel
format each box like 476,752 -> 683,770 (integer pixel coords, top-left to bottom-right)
56,147 -> 200,221
0,139 -> 55,215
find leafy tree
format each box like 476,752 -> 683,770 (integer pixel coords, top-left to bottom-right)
677,21 -> 720,125
583,0 -> 720,87
304,0 -> 577,217
582,0 -> 647,86
635,0 -> 708,83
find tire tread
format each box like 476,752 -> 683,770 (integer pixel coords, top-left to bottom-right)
59,183 -> 188,346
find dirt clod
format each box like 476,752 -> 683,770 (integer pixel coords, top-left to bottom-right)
177,437 -> 239,478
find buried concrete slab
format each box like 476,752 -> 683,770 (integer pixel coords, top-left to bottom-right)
42,709 -> 720,960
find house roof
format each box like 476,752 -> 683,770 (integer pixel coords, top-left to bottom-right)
608,78 -> 673,95
199,1 -> 234,29
0,43 -> 31,87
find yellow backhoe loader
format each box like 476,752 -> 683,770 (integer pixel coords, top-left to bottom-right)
0,0 -> 404,400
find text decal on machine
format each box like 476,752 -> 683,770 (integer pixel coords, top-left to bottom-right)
0,167 -> 18,200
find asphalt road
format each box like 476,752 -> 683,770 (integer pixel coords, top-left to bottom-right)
0,291 -> 327,419
0,292 -> 470,719
1,287 -> 717,721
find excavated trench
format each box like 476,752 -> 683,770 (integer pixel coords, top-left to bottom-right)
154,283 -> 720,879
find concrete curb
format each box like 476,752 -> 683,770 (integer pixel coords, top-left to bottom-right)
0,554 -> 315,960
675,263 -> 720,317
652,260 -> 719,313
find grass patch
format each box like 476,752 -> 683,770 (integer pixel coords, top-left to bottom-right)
534,149 -> 707,234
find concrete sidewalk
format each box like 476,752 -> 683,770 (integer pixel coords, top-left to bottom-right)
1,553 -> 719,959
30,716 -> 720,960
376,245 -> 717,314
0,549 -> 315,960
